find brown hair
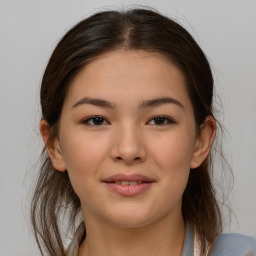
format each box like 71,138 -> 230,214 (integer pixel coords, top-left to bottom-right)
31,8 -> 223,255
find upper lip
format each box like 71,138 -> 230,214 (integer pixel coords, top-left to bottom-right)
102,173 -> 155,182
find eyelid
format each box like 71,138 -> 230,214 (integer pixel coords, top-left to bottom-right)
81,115 -> 109,126
147,115 -> 176,125
81,115 -> 176,127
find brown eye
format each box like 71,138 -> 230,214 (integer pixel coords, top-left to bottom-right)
148,116 -> 175,126
82,116 -> 109,126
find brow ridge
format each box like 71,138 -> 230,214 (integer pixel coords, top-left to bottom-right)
72,96 -> 184,109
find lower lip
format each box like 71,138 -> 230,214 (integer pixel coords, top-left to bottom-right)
103,182 -> 154,196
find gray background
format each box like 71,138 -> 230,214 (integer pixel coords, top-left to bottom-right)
0,0 -> 255,255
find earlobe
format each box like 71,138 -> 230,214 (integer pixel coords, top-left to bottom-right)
40,119 -> 67,172
190,116 -> 216,169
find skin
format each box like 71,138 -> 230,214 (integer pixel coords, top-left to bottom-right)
41,50 -> 216,256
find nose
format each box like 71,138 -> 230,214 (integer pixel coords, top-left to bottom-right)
110,123 -> 146,165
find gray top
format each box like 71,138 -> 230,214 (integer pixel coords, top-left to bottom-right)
67,222 -> 256,256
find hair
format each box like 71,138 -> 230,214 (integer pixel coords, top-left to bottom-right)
31,7 -> 223,256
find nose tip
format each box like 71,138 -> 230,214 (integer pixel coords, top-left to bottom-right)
113,143 -> 146,164
110,126 -> 146,164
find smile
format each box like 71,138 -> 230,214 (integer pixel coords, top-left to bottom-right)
104,181 -> 152,185
102,173 -> 155,196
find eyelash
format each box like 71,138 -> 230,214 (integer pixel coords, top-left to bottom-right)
81,115 -> 176,126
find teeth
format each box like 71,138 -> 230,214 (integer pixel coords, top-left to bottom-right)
121,181 -> 130,185
115,181 -> 144,185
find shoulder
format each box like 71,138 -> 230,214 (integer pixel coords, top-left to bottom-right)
209,233 -> 256,256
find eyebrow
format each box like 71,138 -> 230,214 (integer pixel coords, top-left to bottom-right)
72,96 -> 184,109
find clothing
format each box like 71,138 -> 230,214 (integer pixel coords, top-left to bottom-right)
183,225 -> 256,256
67,222 -> 256,256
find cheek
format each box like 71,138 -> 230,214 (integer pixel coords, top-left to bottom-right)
150,130 -> 195,171
60,131 -> 110,195
148,130 -> 195,202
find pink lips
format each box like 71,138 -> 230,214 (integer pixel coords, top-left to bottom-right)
102,173 -> 155,196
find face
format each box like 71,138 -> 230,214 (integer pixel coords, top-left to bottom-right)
48,50 -> 207,228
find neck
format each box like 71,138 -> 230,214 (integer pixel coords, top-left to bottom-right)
78,212 -> 186,256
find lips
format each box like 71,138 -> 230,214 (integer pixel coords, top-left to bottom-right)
102,173 -> 155,183
102,173 -> 155,196
108,181 -> 144,185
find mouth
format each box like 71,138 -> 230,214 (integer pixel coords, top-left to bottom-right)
102,173 -> 155,184
102,173 -> 155,196
103,180 -> 154,185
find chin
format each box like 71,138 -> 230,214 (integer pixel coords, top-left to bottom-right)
110,218 -> 152,229
103,207 -> 157,229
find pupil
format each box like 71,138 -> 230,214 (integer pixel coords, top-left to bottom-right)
93,117 -> 103,125
155,117 -> 165,125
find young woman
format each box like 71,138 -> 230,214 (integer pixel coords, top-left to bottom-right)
31,8 -> 256,256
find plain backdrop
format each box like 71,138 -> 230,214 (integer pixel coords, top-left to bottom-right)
0,0 -> 255,255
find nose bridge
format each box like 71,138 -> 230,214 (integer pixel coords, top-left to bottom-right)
111,121 -> 146,163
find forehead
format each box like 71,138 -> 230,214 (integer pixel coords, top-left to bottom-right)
64,50 -> 191,109
75,49 -> 184,84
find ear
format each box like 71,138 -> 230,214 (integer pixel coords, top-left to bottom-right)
40,119 -> 67,172
190,116 -> 216,169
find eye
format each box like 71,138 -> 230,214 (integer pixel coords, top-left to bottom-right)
81,116 -> 109,126
147,116 -> 176,126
